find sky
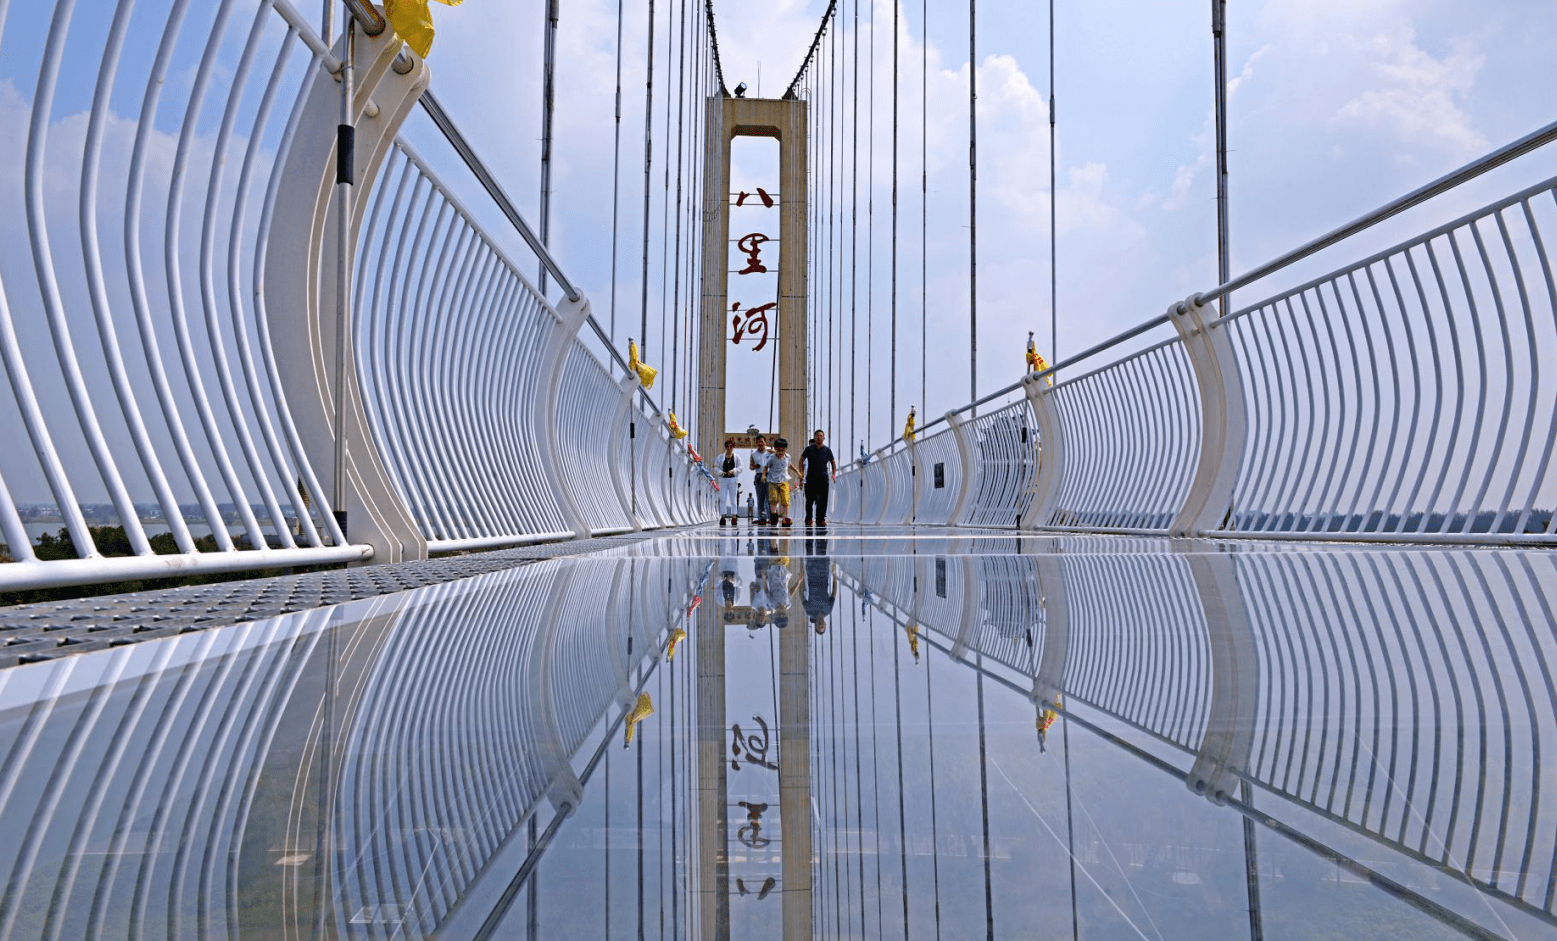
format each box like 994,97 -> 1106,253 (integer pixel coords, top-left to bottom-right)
1,0 -> 1556,510
417,0 -> 1557,454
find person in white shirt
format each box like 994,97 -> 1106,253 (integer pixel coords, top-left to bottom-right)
764,438 -> 801,527
717,439 -> 743,525
749,435 -> 771,527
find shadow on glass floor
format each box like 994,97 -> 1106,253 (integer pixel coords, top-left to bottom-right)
0,534 -> 1552,940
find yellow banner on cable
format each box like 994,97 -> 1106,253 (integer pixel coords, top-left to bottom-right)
386,0 -> 464,60
1026,331 -> 1054,386
623,692 -> 655,747
903,406 -> 916,442
628,339 -> 658,389
667,411 -> 689,440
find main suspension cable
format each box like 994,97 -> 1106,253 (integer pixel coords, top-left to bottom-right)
1049,0 -> 1058,362
866,0 -> 874,447
890,0 -> 898,428
669,0 -> 688,415
608,0 -> 626,340
849,0 -> 859,458
783,0 -> 839,100
829,18 -> 839,438
658,0 -> 675,405
704,0 -> 730,96
921,0 -> 928,413
638,0 -> 658,357
969,0 -> 978,405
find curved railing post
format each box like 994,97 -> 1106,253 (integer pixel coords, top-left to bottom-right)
872,450 -> 893,524
949,559 -> 981,662
534,296 -> 594,539
529,565 -> 586,814
265,26 -> 430,564
908,440 -> 925,523
662,436 -> 681,524
1167,294 -> 1248,536
608,376 -> 645,532
1019,374 -> 1065,531
1182,551 -> 1258,804
946,410 -> 976,526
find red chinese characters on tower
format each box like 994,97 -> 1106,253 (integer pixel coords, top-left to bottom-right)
734,187 -> 775,208
730,186 -> 777,352
736,233 -> 771,275
730,301 -> 775,352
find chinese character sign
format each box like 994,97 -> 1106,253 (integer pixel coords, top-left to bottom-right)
730,302 -> 775,352
737,233 -> 771,274
729,186 -> 778,355
735,187 -> 775,208
730,715 -> 778,771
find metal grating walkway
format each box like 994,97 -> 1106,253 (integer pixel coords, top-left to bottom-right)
0,528 -> 696,667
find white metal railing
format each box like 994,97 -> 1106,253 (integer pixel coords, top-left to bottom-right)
840,120 -> 1557,545
0,551 -> 709,938
350,137 -> 708,552
0,0 -> 712,591
840,546 -> 1557,932
0,0 -> 368,591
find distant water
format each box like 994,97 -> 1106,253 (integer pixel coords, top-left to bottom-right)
21,521 -> 217,544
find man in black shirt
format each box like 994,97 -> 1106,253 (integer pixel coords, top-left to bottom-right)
799,429 -> 837,527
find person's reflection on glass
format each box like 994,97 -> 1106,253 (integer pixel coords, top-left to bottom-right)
803,537 -> 837,634
719,534 -> 741,610
736,876 -> 777,900
753,535 -> 801,628
750,539 -> 774,626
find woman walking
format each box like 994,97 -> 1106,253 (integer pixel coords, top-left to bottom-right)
718,439 -> 743,525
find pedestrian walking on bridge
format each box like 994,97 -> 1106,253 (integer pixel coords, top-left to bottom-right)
717,439 -> 742,525
749,435 -> 771,526
800,430 -> 837,527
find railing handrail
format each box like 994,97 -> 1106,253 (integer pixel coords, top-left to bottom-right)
846,116 -> 1557,466
842,381 -> 1031,473
418,91 -> 579,301
342,0 -> 387,35
1195,116 -> 1557,307
416,89 -> 664,417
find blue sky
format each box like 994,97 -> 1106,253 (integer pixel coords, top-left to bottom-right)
420,0 -> 1557,450
1,0 -> 1556,507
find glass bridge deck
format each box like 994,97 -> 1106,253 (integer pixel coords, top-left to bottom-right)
0,525 -> 1551,940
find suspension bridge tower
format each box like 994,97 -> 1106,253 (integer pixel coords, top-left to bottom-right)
697,95 -> 809,451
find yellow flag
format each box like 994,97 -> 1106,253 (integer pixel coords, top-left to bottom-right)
1026,332 -> 1053,385
624,692 -> 655,747
385,0 -> 461,59
629,339 -> 658,389
667,410 -> 689,440
667,628 -> 687,661
1036,694 -> 1063,739
903,407 -> 917,443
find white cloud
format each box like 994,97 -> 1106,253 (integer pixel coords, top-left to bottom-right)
1331,27 -> 1486,157
1164,44 -> 1269,213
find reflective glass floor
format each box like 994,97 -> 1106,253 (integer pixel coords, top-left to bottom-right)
0,525 -> 1552,940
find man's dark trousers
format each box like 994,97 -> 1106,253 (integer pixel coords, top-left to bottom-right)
804,479 -> 830,524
